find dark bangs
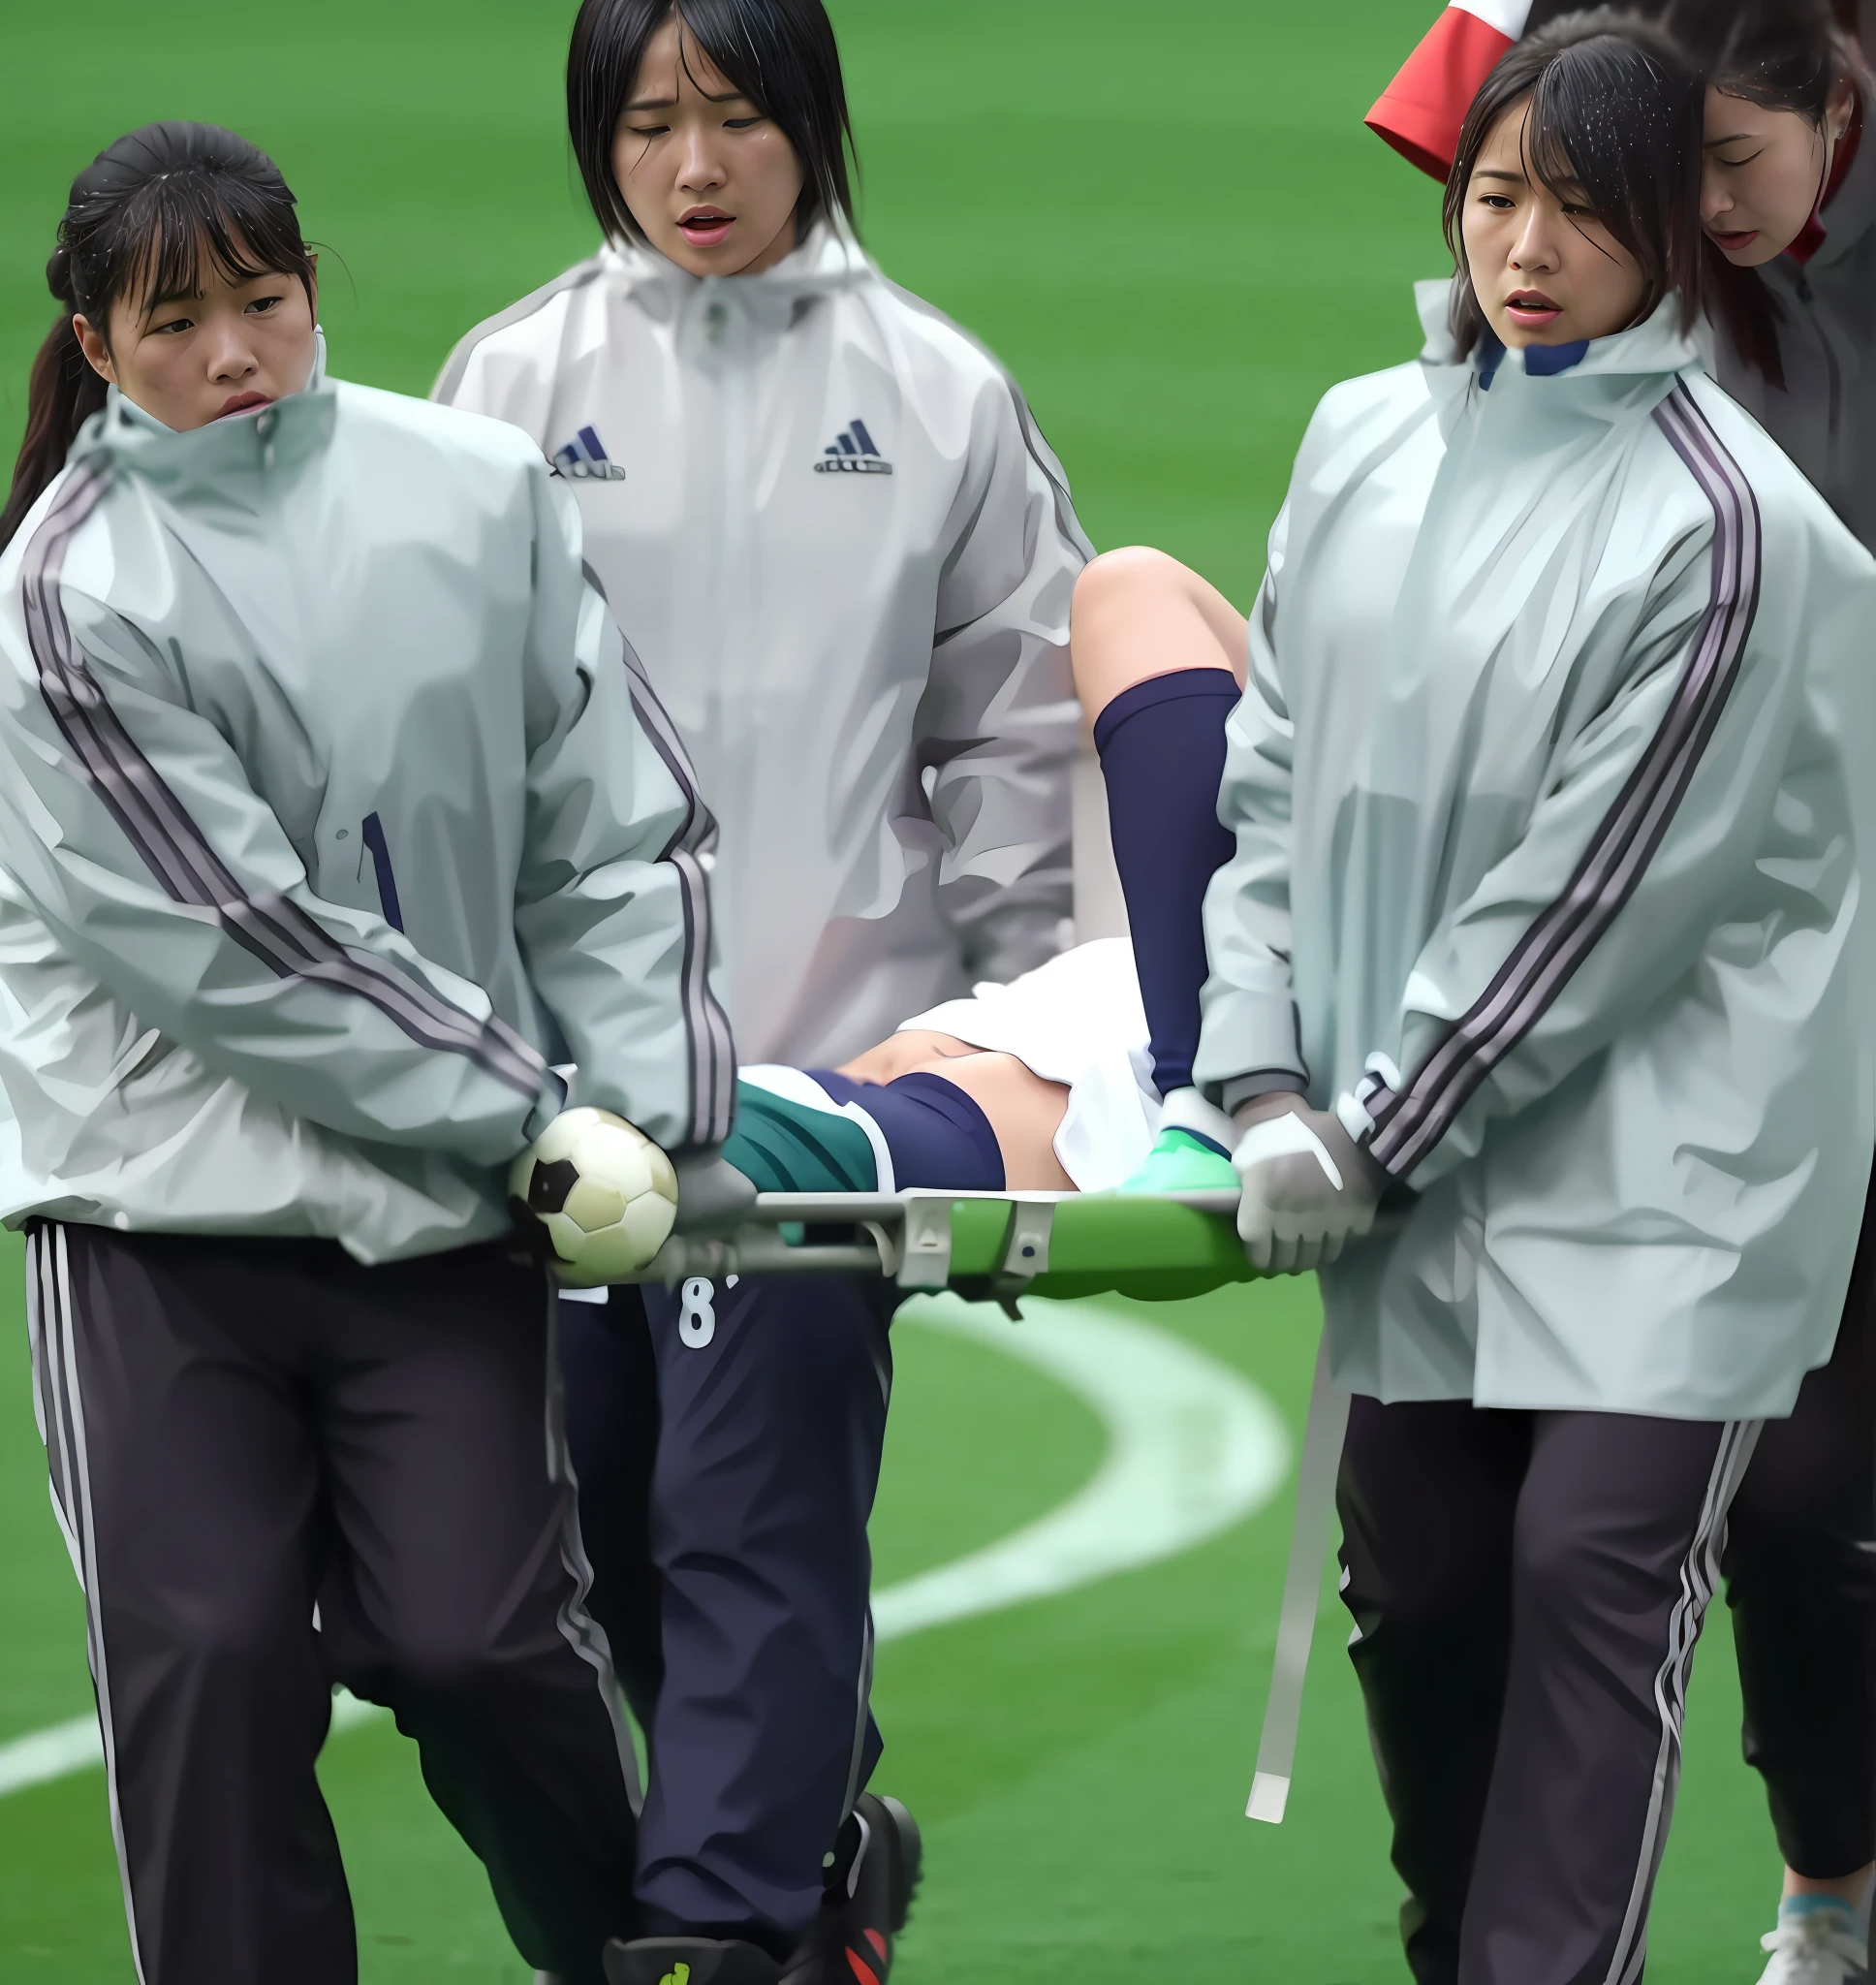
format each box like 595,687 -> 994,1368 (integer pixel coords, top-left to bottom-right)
568,0 -> 858,247
1667,0 -> 1844,121
1443,11 -> 1704,359
57,122 -> 315,339
104,173 -> 317,329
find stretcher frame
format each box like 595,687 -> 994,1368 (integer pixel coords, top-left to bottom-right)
627,1186 -> 1253,1306
625,1184 -> 1336,1831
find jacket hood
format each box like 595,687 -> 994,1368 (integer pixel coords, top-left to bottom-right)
596,219 -> 876,330
70,331 -> 334,501
1414,279 -> 1703,385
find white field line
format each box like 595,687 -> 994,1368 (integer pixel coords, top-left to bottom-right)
0,1296 -> 1287,1801
0,1675 -> 384,1800
874,1294 -> 1289,1640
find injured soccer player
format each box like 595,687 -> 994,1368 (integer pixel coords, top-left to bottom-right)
724,937 -> 1160,1200
721,548 -> 1252,1209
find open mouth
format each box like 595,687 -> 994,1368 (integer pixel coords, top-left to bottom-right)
215,392 -> 272,420
1708,227 -> 1759,252
678,206 -> 735,243
1505,289 -> 1564,327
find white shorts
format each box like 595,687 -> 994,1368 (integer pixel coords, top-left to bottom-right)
896,938 -> 1160,1190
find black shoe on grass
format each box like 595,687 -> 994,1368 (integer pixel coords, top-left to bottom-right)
604,1937 -> 783,1985
783,1793 -> 923,1985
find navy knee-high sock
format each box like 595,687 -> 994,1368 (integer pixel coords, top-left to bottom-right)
1092,668 -> 1240,1097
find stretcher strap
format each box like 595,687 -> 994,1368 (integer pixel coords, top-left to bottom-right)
1247,1331 -> 1349,1824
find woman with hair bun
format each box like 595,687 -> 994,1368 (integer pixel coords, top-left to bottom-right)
0,120 -> 733,1985
1663,12 -> 1876,1975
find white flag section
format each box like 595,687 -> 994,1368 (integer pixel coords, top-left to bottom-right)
0,1297 -> 1292,1802
1367,0 -> 1536,178
1454,0 -> 1534,32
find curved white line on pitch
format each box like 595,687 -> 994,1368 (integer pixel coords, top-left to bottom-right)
0,1669 -> 384,1799
0,1297 -> 1288,1800
873,1295 -> 1290,1641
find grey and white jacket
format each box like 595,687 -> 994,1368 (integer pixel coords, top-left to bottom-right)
1198,287 -> 1876,1420
436,222 -> 1089,1067
0,351 -> 732,1262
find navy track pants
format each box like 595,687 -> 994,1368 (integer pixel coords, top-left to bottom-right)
558,1273 -> 894,1951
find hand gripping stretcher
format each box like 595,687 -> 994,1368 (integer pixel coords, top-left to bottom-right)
622,1185 -> 1351,1832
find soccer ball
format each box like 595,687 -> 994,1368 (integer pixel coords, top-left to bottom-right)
510,1108 -> 679,1286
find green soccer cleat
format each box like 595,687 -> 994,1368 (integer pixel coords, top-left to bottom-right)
1122,1127 -> 1239,1194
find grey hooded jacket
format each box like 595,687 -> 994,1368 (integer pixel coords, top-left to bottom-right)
0,355 -> 732,1262
1197,286 -> 1876,1420
435,222 -> 1089,1066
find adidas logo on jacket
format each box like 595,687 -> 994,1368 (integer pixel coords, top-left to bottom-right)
433,222 -> 1092,1071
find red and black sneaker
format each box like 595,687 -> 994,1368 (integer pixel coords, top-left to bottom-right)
783,1793 -> 922,1985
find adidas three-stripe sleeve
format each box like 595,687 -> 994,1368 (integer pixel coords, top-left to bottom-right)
512,467 -> 735,1152
1364,392 -> 1788,1185
916,356 -> 1087,986
0,470 -> 563,1168
1193,503 -> 1311,1101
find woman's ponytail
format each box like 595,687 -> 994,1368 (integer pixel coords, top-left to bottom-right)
1,250 -> 109,551
0,122 -> 314,554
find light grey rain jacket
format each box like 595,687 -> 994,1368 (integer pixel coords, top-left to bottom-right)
435,222 -> 1090,1066
0,350 -> 733,1262
1196,285 -> 1876,1420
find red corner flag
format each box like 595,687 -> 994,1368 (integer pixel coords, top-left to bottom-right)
1366,0 -> 1534,179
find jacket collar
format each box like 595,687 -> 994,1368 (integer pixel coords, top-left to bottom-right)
1799,79 -> 1876,271
71,332 -> 335,501
596,218 -> 874,331
1415,280 -> 1702,387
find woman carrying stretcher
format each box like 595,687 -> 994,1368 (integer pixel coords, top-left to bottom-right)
1364,4 -> 1876,1976
1065,16 -> 1876,1983
0,122 -> 732,1985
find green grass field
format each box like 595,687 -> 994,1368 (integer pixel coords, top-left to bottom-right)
0,2 -> 1788,1978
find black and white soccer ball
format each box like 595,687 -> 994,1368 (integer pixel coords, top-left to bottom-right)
510,1108 -> 679,1285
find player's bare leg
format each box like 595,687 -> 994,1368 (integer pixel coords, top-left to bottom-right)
1069,546 -> 1247,716
1071,548 -> 1248,1189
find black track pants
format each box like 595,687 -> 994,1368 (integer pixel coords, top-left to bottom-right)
24,1222 -> 641,1985
1337,1399 -> 1760,1985
1724,1175 -> 1876,1879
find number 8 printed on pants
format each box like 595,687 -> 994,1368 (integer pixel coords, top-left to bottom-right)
679,1277 -> 716,1349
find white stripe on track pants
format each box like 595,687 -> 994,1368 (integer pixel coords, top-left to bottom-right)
23,1220 -> 641,1985
1335,1396 -> 1760,1985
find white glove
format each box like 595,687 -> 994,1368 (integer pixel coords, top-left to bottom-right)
1232,1095 -> 1383,1275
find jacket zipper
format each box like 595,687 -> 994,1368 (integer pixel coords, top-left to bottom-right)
360,811 -> 405,931
1794,268 -> 1848,513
